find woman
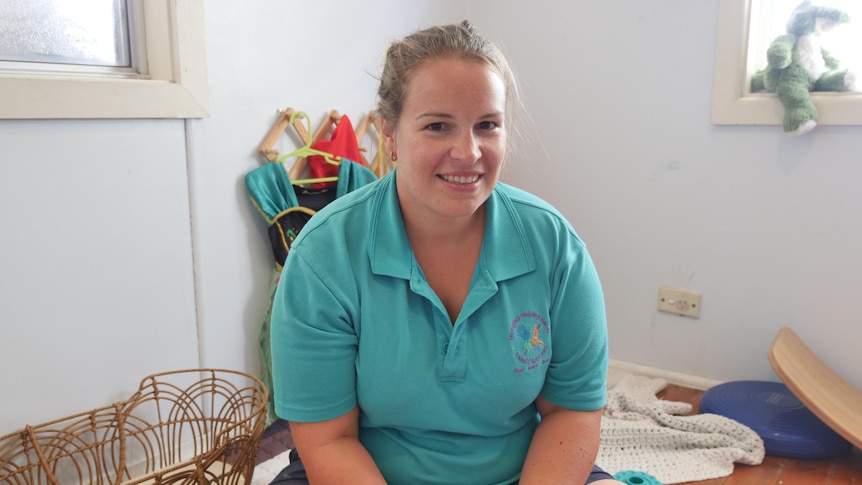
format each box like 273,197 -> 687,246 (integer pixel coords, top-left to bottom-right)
269,21 -> 620,485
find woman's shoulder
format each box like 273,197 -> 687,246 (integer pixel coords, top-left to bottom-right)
494,182 -> 576,233
291,177 -> 385,249
495,182 -> 562,213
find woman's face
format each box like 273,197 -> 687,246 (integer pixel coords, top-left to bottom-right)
384,57 -> 507,226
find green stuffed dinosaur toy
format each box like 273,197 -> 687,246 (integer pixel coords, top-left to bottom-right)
750,0 -> 859,135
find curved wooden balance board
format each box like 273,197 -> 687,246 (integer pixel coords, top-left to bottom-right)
768,327 -> 862,450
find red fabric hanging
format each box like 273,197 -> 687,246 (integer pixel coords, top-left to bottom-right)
308,115 -> 367,188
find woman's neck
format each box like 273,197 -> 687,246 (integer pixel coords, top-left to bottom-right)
401,204 -> 486,251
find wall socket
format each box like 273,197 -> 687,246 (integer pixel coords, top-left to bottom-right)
658,286 -> 702,318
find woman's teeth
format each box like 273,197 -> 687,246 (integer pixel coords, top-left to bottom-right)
441,175 -> 479,184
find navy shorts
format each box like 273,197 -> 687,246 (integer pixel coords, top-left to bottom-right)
269,449 -> 615,484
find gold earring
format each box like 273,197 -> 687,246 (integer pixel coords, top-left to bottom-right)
390,152 -> 397,162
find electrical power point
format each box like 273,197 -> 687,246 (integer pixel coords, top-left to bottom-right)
658,286 -> 702,318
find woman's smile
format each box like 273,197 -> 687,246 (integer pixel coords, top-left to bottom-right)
439,173 -> 481,185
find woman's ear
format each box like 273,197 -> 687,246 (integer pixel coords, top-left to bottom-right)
381,118 -> 397,159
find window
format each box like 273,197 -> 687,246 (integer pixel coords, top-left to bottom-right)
0,0 -> 131,68
712,0 -> 862,127
0,0 -> 208,119
749,0 -> 862,73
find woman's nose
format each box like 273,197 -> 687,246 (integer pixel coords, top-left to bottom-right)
451,131 -> 480,162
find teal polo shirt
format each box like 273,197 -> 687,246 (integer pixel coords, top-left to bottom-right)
271,171 -> 608,485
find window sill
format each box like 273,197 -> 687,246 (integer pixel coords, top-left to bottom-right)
713,91 -> 862,126
0,76 -> 209,119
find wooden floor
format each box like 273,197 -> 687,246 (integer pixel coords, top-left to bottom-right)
256,418 -> 295,466
254,384 -> 862,483
659,384 -> 862,485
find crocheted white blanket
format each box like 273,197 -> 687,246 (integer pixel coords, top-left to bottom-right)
596,375 -> 765,484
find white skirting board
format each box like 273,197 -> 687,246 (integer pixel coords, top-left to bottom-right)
609,359 -> 724,391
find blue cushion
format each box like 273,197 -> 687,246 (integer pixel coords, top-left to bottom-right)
700,380 -> 851,459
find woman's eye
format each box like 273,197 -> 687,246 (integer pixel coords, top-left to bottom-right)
426,122 -> 444,131
477,121 -> 499,130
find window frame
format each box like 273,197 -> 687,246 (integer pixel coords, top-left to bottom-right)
0,0 -> 208,119
712,0 -> 862,126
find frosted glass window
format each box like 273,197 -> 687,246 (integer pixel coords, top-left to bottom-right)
750,0 -> 862,74
0,0 -> 130,67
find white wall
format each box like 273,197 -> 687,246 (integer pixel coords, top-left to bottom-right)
0,120 -> 199,429
2,0 -> 860,436
0,1 -> 465,436
470,0 -> 862,388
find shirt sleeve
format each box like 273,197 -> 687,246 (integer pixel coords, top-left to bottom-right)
541,234 -> 609,411
270,243 -> 359,423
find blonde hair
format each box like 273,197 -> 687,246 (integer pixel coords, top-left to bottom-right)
376,20 -> 519,129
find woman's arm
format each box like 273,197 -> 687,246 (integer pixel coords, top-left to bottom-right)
289,406 -> 387,484
518,396 -> 603,485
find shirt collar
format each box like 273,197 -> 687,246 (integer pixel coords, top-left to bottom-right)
369,171 -> 535,281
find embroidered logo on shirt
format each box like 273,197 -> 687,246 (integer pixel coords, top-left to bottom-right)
509,312 -> 550,373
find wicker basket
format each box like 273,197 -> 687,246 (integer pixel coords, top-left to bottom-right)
0,368 -> 268,485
